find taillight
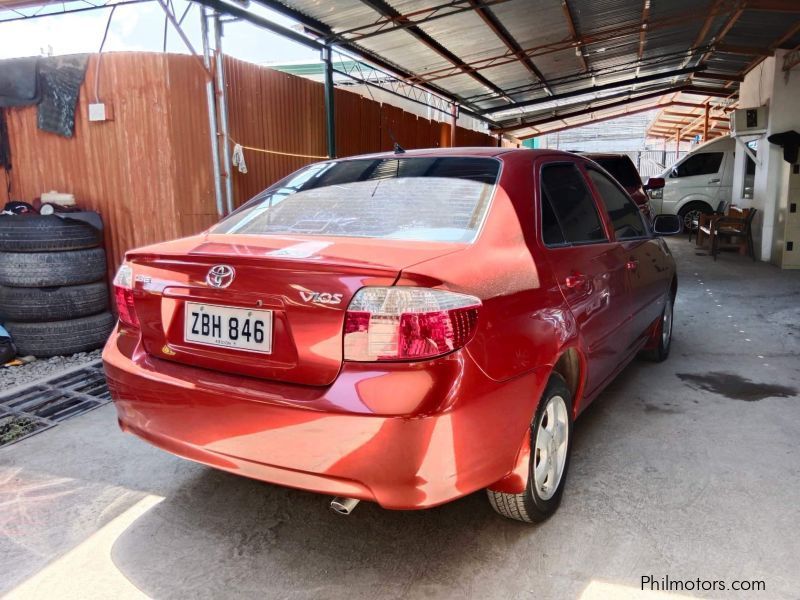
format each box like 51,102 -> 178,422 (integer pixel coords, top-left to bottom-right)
343,287 -> 481,362
113,263 -> 139,328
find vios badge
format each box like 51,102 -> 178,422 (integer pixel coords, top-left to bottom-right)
206,264 -> 235,288
300,291 -> 343,305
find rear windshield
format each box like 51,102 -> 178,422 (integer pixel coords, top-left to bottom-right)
213,157 -> 500,243
590,156 -> 640,189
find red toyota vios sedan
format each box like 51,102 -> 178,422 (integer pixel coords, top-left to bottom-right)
104,148 -> 681,522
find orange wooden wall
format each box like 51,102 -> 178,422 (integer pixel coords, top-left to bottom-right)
1,52 -> 499,275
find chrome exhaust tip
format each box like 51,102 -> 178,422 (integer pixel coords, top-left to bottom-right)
330,497 -> 360,515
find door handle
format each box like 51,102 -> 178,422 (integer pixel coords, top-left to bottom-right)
708,178 -> 721,184
626,259 -> 639,271
565,273 -> 587,288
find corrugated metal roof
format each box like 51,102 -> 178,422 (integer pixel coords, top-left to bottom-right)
5,0 -> 796,138
268,0 -> 797,134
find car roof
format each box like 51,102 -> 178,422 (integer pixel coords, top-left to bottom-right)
339,147 -> 577,161
580,153 -> 633,160
687,135 -> 734,152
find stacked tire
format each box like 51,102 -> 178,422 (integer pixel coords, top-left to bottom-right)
0,215 -> 115,357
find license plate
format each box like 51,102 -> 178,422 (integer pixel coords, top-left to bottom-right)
184,302 -> 273,353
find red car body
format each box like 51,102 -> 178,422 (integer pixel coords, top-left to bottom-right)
103,148 -> 676,510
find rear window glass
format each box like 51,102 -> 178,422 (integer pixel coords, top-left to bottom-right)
590,156 -> 640,188
213,157 -> 500,243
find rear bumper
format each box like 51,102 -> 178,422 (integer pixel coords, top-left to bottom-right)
103,327 -> 547,509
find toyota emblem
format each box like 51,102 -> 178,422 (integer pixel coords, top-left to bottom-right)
206,264 -> 235,288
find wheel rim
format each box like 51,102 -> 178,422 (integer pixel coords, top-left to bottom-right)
533,395 -> 569,501
662,296 -> 673,349
683,209 -> 701,229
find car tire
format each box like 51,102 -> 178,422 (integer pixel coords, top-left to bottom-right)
3,312 -> 115,357
677,202 -> 712,231
487,373 -> 574,523
641,292 -> 674,363
0,282 -> 108,322
0,215 -> 101,252
0,248 -> 106,288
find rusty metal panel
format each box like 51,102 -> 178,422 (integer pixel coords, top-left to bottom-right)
224,55 -> 326,208
1,50 -> 498,283
2,53 -> 216,282
165,55 -> 217,238
379,103 -> 404,151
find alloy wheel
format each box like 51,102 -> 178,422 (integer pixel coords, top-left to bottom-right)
533,395 -> 569,501
662,296 -> 673,349
683,209 -> 701,230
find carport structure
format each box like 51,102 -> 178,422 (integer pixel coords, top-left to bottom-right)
246,0 -> 800,141
4,0 -> 799,147
3,0 -> 800,140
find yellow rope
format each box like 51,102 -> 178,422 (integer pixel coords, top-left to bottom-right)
229,138 -> 329,160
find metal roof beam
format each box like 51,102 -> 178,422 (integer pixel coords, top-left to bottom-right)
746,0 -> 800,11
487,66 -> 702,114
411,6 -> 730,85
326,0 -> 514,43
463,46 -> 709,103
492,86 -> 688,134
694,71 -> 745,82
714,4 -> 746,42
561,0 -> 588,72
715,43 -> 774,57
637,0 -> 651,61
740,20 -> 800,76
195,0 -> 321,49
662,110 -> 729,120
356,0 -> 513,103
518,102 -> 670,139
467,0 -> 554,95
0,0 -> 147,23
250,0 -> 493,115
681,85 -> 737,97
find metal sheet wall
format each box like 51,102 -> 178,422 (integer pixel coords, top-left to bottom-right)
223,55 -> 498,208
1,52 -> 216,280
1,52 -> 498,280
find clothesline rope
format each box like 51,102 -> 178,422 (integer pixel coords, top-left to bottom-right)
229,137 -> 329,160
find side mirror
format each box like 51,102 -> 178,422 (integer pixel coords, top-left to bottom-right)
645,177 -> 665,190
652,214 -> 682,236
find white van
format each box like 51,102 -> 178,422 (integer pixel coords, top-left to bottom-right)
647,136 -> 735,226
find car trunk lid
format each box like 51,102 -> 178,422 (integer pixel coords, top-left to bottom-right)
126,234 -> 464,386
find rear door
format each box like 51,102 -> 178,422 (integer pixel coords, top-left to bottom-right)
537,161 -> 630,401
585,167 -> 665,346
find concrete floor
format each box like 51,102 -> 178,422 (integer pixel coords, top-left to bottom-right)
1,237 -> 799,600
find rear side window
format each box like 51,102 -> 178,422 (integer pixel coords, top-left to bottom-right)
214,157 -> 499,243
540,164 -> 607,244
587,169 -> 647,240
592,156 -> 640,189
540,191 -> 566,246
673,152 -> 723,177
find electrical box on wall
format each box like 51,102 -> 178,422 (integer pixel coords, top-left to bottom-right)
779,163 -> 800,269
88,102 -> 114,122
731,107 -> 768,136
